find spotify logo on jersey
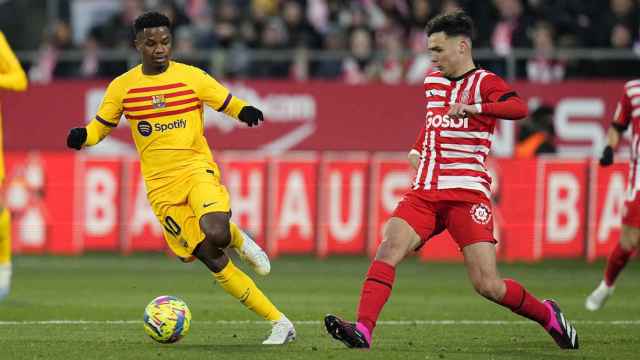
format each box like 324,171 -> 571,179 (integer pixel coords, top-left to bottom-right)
138,121 -> 153,136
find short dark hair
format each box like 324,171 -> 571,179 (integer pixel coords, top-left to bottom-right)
133,12 -> 171,34
425,11 -> 474,39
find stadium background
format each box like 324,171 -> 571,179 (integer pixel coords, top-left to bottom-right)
2,0 -> 638,261
2,1 -> 640,359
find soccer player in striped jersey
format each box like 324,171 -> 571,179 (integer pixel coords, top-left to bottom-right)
0,31 -> 28,301
65,12 -> 295,344
586,79 -> 640,311
324,11 -> 578,350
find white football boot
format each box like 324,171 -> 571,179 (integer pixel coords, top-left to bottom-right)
262,314 -> 296,345
585,280 -> 614,311
235,229 -> 271,276
0,263 -> 11,301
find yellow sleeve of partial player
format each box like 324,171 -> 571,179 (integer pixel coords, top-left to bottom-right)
0,31 -> 27,91
85,77 -> 124,146
194,69 -> 247,119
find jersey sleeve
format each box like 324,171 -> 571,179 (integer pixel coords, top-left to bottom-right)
612,89 -> 632,131
194,69 -> 247,118
95,77 -> 125,127
0,31 -> 28,91
476,73 -> 528,120
479,73 -> 514,103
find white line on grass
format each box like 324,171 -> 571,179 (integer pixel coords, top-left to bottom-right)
0,320 -> 639,326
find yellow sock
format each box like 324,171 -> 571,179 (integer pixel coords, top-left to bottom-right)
0,208 -> 11,265
213,259 -> 280,321
228,221 -> 244,249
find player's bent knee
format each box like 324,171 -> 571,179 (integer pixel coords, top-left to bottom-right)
202,224 -> 230,248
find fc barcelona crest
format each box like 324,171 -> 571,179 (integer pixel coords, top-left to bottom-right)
152,94 -> 166,109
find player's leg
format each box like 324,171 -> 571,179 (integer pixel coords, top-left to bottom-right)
0,187 -> 11,301
187,174 -> 270,275
462,242 -> 578,349
0,207 -> 11,301
228,221 -> 270,276
196,211 -> 295,344
176,221 -> 270,275
325,192 -> 433,349
586,224 -> 639,311
450,199 -> 578,349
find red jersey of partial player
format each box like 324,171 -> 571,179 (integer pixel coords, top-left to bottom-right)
411,68 -> 517,201
611,79 -> 640,226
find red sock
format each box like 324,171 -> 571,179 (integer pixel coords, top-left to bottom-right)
604,243 -> 634,286
500,279 -> 550,326
356,260 -> 396,334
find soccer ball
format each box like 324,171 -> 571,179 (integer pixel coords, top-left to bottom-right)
143,295 -> 192,343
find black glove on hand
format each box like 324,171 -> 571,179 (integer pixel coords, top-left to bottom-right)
599,145 -> 614,166
67,128 -> 87,150
238,106 -> 264,127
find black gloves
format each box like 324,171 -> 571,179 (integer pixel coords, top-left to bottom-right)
238,106 -> 264,127
66,128 -> 87,150
600,145 -> 614,166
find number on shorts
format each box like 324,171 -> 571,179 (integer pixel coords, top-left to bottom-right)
164,216 -> 181,237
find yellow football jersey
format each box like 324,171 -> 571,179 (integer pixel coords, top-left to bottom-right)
0,31 -> 28,180
85,61 -> 246,189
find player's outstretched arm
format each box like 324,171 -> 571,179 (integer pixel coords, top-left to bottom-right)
0,32 -> 27,92
66,118 -> 115,150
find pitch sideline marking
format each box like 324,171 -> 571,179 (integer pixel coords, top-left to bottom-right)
0,320 -> 639,326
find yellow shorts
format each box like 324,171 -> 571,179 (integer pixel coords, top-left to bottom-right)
147,166 -> 231,258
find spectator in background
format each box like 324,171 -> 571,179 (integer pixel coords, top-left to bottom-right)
87,0 -> 144,77
526,21 -> 565,83
379,28 -> 405,84
514,105 -> 556,158
251,17 -> 290,78
343,27 -> 380,84
28,21 -> 77,83
92,0 -> 143,49
605,24 -> 640,77
405,28 -> 433,84
282,0 -> 322,49
491,0 -> 531,56
313,26 -> 344,79
490,0 -> 532,77
157,0 -> 191,33
80,30 -> 100,78
599,0 -> 638,46
441,0 -> 463,14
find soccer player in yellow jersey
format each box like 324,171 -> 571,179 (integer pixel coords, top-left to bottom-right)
0,30 -> 28,301
65,12 -> 295,344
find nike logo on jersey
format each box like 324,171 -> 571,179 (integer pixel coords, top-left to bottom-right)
203,202 -> 217,208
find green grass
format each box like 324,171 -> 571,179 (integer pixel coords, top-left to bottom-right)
0,254 -> 638,359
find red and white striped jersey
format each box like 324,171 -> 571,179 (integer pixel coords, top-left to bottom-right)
612,79 -> 640,199
411,68 -> 515,200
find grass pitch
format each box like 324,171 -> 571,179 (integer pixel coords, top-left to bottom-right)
0,254 -> 638,359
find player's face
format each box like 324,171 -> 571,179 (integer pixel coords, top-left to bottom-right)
428,32 -> 467,77
135,27 -> 172,70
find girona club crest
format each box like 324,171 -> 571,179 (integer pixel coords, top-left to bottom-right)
470,203 -> 492,225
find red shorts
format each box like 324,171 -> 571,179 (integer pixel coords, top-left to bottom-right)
391,190 -> 496,249
622,195 -> 640,228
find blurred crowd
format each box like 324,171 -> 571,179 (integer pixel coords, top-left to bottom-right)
6,0 -> 640,83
